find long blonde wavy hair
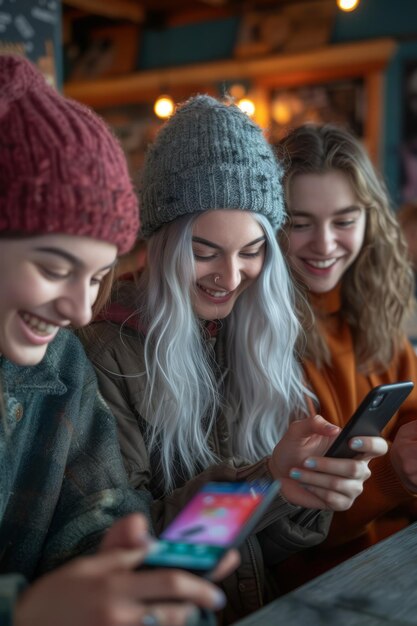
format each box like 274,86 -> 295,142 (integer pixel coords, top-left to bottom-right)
276,123 -> 414,373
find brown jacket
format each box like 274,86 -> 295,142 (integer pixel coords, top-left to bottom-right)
81,289 -> 332,623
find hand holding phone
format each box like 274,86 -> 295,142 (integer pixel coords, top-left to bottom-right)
143,480 -> 280,576
325,381 -> 414,459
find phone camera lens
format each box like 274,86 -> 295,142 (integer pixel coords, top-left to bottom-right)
370,393 -> 385,409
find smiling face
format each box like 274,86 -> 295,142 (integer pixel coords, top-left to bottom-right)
191,210 -> 266,320
286,170 -> 367,294
0,234 -> 117,366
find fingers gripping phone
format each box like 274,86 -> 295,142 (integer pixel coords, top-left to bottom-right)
325,381 -> 414,459
143,480 -> 280,575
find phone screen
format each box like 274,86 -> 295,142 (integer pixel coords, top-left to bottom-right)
144,481 -> 277,572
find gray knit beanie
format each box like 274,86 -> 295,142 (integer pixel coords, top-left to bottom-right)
140,95 -> 285,238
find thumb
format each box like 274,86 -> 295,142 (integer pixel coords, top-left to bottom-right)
100,513 -> 152,553
81,546 -> 147,575
291,414 -> 340,441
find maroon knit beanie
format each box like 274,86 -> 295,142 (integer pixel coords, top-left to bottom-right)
0,55 -> 139,254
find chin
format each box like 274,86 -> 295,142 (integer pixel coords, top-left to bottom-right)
309,284 -> 335,294
216,310 -> 233,320
4,345 -> 48,367
198,303 -> 235,321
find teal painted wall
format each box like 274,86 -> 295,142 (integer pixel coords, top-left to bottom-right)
139,1 -> 417,69
384,42 -> 417,205
139,0 -> 417,205
332,0 -> 417,42
139,17 -> 239,69
331,1 -> 417,204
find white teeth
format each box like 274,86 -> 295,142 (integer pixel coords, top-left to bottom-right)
207,290 -> 228,297
199,285 -> 230,298
21,312 -> 58,336
307,259 -> 337,269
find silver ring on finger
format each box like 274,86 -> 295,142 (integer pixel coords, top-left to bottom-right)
142,612 -> 161,626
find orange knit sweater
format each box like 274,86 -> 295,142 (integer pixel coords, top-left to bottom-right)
274,285 -> 417,591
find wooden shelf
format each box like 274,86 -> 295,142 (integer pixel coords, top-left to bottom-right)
63,0 -> 144,23
64,37 -> 396,167
64,38 -> 396,108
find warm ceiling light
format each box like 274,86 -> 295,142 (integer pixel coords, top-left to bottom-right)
154,95 -> 174,119
337,0 -> 360,11
271,100 -> 292,125
237,98 -> 255,116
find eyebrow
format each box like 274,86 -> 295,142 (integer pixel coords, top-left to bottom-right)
291,206 -> 362,218
33,247 -> 116,271
192,235 -> 266,249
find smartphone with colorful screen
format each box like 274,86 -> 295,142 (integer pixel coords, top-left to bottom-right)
143,480 -> 280,575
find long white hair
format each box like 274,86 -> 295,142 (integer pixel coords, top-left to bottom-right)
136,213 -> 310,493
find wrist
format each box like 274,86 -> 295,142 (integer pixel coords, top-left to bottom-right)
267,456 -> 280,480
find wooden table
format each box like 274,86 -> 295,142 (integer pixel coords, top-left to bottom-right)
233,522 -> 417,625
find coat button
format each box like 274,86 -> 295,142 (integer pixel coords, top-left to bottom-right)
14,403 -> 24,421
238,582 -> 246,592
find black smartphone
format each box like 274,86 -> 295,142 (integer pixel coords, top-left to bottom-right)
143,479 -> 280,575
325,381 -> 414,459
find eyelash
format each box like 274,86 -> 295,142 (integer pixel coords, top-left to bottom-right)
240,250 -> 263,258
291,220 -> 357,230
194,250 -> 263,261
40,267 -> 70,280
193,253 -> 214,261
90,276 -> 104,286
40,267 -> 104,286
336,220 -> 356,227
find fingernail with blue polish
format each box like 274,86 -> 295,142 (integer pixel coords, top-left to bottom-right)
304,458 -> 317,469
290,469 -> 302,480
213,589 -> 227,610
351,438 -> 364,450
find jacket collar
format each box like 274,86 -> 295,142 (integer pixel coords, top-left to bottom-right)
1,340 -> 67,395
309,283 -> 342,316
99,292 -> 221,339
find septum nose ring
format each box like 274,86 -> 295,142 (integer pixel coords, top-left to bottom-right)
214,274 -> 220,284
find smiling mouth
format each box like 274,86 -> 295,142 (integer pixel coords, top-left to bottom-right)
197,284 -> 232,299
20,311 -> 60,337
304,258 -> 338,269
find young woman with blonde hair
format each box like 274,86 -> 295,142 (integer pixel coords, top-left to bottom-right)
274,122 -> 417,590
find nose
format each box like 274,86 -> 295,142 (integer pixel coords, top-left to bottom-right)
312,224 -> 337,256
218,256 -> 243,291
55,281 -> 94,328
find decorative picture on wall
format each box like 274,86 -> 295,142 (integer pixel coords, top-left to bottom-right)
400,60 -> 417,204
269,77 -> 365,145
234,0 -> 336,58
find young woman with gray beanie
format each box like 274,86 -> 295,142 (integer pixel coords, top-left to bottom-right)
0,57 -> 237,626
82,95 -> 387,624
